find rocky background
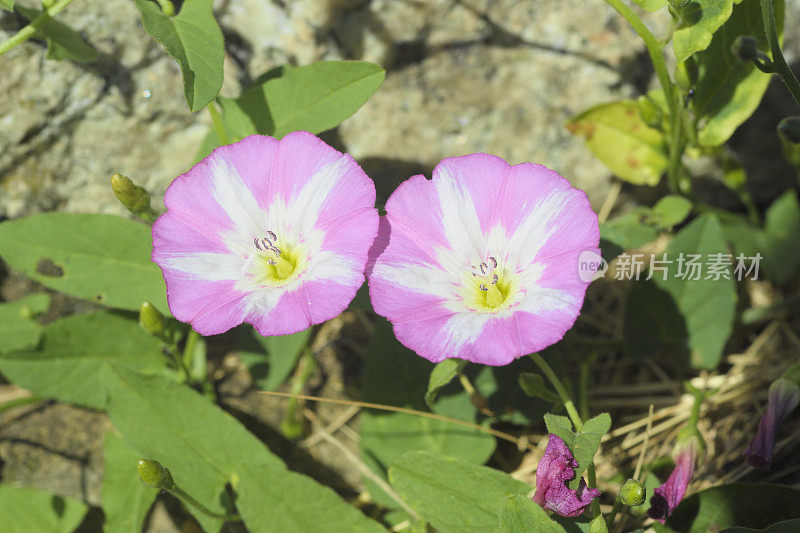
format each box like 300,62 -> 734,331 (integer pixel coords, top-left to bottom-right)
1,0 -> 799,531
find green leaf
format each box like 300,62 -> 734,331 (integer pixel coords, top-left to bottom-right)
134,0 -> 224,112
624,279 -> 688,359
237,327 -> 312,391
425,359 -> 466,407
672,0 -> 735,62
216,61 -> 385,139
104,366 -> 385,533
667,483 -> 800,532
496,495 -> 565,533
0,293 -> 49,353
0,0 -> 13,11
760,191 -> 800,284
649,196 -> 693,228
632,0 -> 667,11
720,193 -> 799,285
17,6 -> 98,63
654,214 -> 737,369
102,431 -> 158,533
0,485 -> 88,533
694,0 -> 784,146
235,463 -> 386,533
723,519 -> 800,533
0,312 -> 163,409
360,321 -> 495,505
0,213 -> 168,312
601,208 -> 659,249
544,413 -> 611,487
389,451 -> 531,533
567,100 -> 668,186
518,372 -> 561,403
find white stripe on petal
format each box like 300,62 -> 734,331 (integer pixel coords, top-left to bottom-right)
285,157 -> 351,237
371,259 -> 457,304
517,286 -> 579,314
440,312 -> 490,353
159,252 -> 244,281
507,188 -> 572,263
434,167 -> 485,262
209,156 -> 266,241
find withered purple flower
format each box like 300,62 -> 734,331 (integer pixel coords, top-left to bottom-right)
745,378 -> 800,469
648,435 -> 701,524
532,434 -> 600,517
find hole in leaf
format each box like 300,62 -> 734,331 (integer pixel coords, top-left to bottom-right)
35,258 -> 64,277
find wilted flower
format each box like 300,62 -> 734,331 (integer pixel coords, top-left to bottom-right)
367,154 -> 599,365
152,132 -> 378,336
648,433 -> 702,523
744,377 -> 800,469
532,434 -> 600,517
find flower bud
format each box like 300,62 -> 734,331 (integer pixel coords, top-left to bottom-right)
778,116 -> 800,145
619,478 -> 646,506
137,459 -> 175,491
139,302 -> 165,338
731,35 -> 759,62
111,173 -> 155,220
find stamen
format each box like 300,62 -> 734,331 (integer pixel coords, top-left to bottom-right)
479,283 -> 488,291
492,274 -> 498,284
488,256 -> 497,269
266,230 -> 277,242
254,237 -> 262,250
479,262 -> 488,275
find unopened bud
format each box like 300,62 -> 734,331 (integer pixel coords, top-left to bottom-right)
139,302 -> 165,338
731,35 -> 759,62
111,173 -> 155,220
137,459 -> 175,491
619,478 -> 646,506
778,116 -> 800,145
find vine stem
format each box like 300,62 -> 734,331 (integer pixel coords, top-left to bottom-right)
207,102 -> 228,145
529,353 -> 583,431
602,0 -> 676,115
0,0 -> 79,57
760,0 -> 800,107
602,0 -> 689,194
171,486 -> 241,521
256,390 -> 532,450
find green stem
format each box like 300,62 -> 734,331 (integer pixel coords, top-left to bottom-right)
182,329 -> 200,379
760,0 -> 800,107
0,395 -> 42,414
207,102 -> 229,145
529,354 -> 583,431
155,0 -> 176,17
171,486 -> 241,521
0,0 -> 79,57
602,0 -> 676,115
667,92 -> 687,194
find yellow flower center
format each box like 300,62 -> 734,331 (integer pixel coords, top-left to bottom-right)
250,232 -> 307,287
465,257 -> 516,312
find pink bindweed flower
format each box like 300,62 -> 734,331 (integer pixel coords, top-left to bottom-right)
648,434 -> 702,524
744,377 -> 800,469
366,154 -> 599,366
152,132 -> 378,336
532,434 -> 600,517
